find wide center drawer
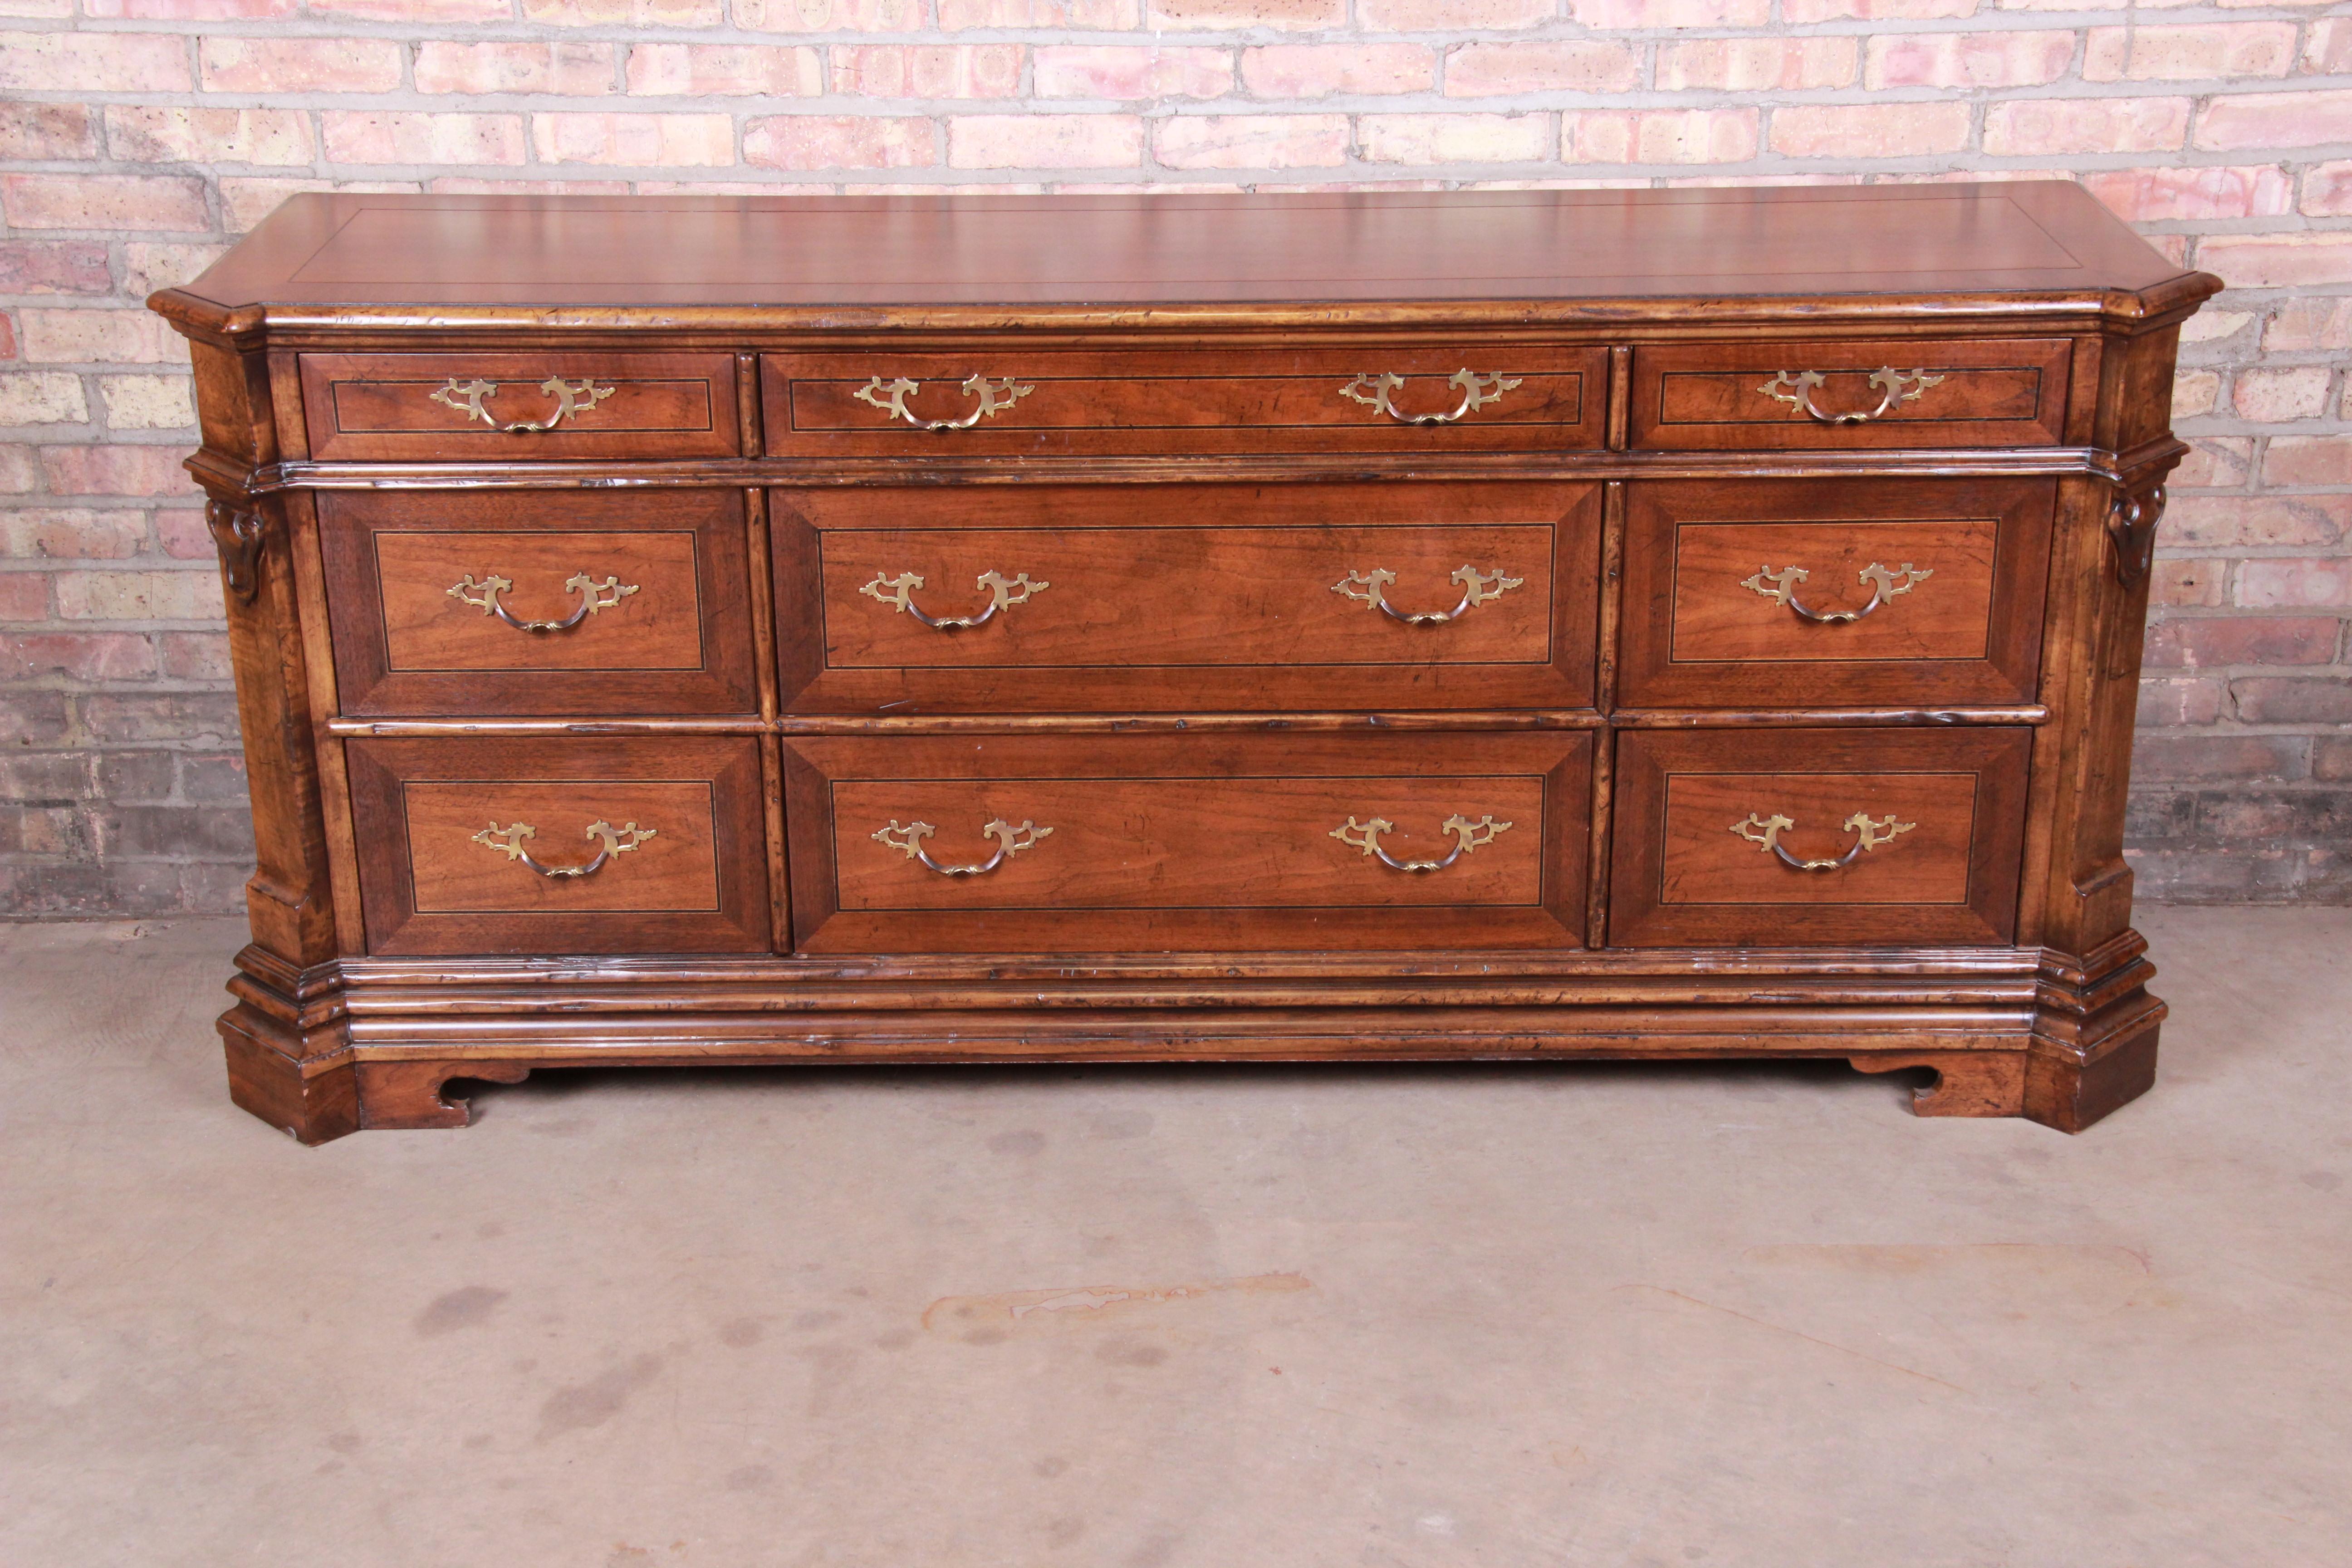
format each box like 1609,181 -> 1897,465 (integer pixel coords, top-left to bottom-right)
762,347 -> 1607,457
782,732 -> 1592,953
772,482 -> 1601,713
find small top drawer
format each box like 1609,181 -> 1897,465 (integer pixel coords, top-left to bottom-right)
299,352 -> 740,461
1629,338 -> 2070,450
762,347 -> 1608,457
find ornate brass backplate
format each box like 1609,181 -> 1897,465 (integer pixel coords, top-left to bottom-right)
446,572 -> 640,633
1730,810 -> 1915,871
1738,562 -> 1933,624
1331,814 -> 1513,872
1756,368 -> 1946,425
429,375 -> 618,432
471,818 -> 656,879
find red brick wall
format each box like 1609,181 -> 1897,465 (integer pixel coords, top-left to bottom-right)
1,3 -> 2346,912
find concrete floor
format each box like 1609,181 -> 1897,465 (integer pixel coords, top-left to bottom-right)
1,911 -> 2347,1567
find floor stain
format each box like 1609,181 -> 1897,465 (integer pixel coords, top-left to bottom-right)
538,1353 -> 663,1441
415,1285 -> 509,1337
923,1272 -> 1310,1339
1623,1284 -> 1970,1394
987,1129 -> 1047,1156
717,1318 -> 764,1348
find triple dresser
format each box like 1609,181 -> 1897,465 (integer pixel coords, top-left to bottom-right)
151,184 -> 2216,1143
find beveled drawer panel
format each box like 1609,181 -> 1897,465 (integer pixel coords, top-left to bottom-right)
347,735 -> 769,955
1629,338 -> 2069,449
1617,478 -> 2053,708
773,482 -> 1601,712
1609,727 -> 2031,947
762,347 -> 1607,457
319,490 -> 758,716
783,732 -> 1591,953
300,352 -> 739,461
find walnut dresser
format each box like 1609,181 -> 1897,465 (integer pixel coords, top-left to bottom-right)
151,184 -> 2215,1144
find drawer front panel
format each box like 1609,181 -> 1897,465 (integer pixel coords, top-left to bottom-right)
1630,338 -> 2069,450
1609,728 -> 2031,947
1618,478 -> 2053,708
784,733 -> 1591,953
320,490 -> 758,716
763,348 -> 1607,457
300,352 -> 739,461
348,736 -> 769,955
774,483 -> 1601,712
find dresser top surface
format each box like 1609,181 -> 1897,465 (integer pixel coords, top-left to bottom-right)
172,182 -> 2200,320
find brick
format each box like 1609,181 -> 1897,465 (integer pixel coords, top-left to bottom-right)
52,567 -> 218,621
1866,29 -> 2073,89
94,804 -> 254,859
17,309 -> 183,365
939,0 -> 1135,22
0,447 -> 36,492
2138,677 -> 2227,727
1035,46 -> 1232,100
107,107 -> 311,169
1769,101 -> 1971,159
623,44 -> 822,97
2145,615 -> 2340,669
2085,24 -> 2298,83
155,506 -> 212,559
1445,42 -> 1642,96
0,241 -> 110,296
2130,735 -> 2307,783
2195,90 -> 2352,152
2200,234 -> 2352,289
2167,494 -> 2347,549
158,631 -> 230,681
430,177 -> 633,196
1984,98 -> 2190,158
308,0 -> 512,18
2265,436 -> 2352,487
1573,0 -> 1765,22
2308,16 -> 2352,74
2171,370 -> 2218,419
0,101 -> 97,161
198,37 -> 403,94
0,31 -> 191,92
0,371 -> 86,424
1360,112 -> 1548,164
0,750 -> 89,802
1153,114 -> 1348,170
39,444 -> 193,498
79,691 -> 239,745
1,174 -> 206,233
1240,45 -> 1432,98
2082,166 -> 2294,223
1148,0 -> 1345,30
323,112 -> 527,169
2148,558 -> 2226,608
120,243 -> 226,300
1656,38 -> 1857,92
416,43 -> 615,97
99,374 -> 194,431
743,115 -> 935,171
2171,437 -> 2253,489
0,631 -> 155,681
832,45 -> 1020,99
1359,0 -> 1548,21
0,571 -> 47,619
2299,161 -> 2352,218
1783,0 -> 1974,20
948,114 -> 1143,169
2315,735 -> 2352,783
82,0 -> 293,14
2238,558 -> 2352,609
531,113 -> 734,168
2266,299 -> 2352,353
520,0 -> 725,21
2180,309 -> 2253,348
2233,677 -> 2352,725
0,509 -> 143,559
2233,366 -> 2332,422
1561,108 -> 1757,166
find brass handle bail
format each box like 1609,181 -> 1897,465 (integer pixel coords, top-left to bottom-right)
854,374 -> 1035,431
1730,811 -> 1914,872
1340,369 -> 1522,425
470,819 -> 655,879
860,569 -> 1047,630
447,571 -> 640,633
873,818 -> 1053,876
429,375 -> 617,433
1739,562 -> 1931,624
1334,564 -> 1523,625
1756,368 -> 1945,425
1331,814 -> 1512,873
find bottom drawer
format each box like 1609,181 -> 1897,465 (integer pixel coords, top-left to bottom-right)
783,732 -> 1591,953
1608,726 -> 2031,947
347,735 -> 770,955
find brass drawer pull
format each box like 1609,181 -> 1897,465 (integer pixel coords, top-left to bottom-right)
447,571 -> 640,633
861,569 -> 1046,630
430,375 -> 617,433
1756,368 -> 1945,425
1334,565 -> 1522,626
1739,562 -> 1931,624
1340,369 -> 1522,426
855,374 -> 1035,430
471,818 -> 655,879
1331,814 -> 1512,872
1730,811 -> 1913,872
873,818 -> 1052,876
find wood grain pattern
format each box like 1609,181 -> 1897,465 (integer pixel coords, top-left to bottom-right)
1618,478 -> 2052,708
300,351 -> 738,461
1631,339 -> 2070,450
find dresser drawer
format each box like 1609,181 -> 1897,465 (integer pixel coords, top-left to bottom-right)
1617,478 -> 2053,708
1629,338 -> 2069,450
784,732 -> 1590,953
762,347 -> 1607,458
1609,728 -> 2030,947
320,490 -> 758,716
347,735 -> 769,956
774,482 -> 1598,713
300,352 -> 739,461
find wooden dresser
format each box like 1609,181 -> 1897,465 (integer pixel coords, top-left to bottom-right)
151,185 -> 2216,1143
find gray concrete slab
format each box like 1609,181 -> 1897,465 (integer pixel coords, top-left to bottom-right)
1,908 -> 2347,1567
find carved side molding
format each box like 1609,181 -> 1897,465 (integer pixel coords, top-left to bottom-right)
205,499 -> 266,604
2106,484 -> 2166,586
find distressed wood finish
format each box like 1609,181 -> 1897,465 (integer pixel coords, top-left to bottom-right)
152,185 -> 2215,1143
